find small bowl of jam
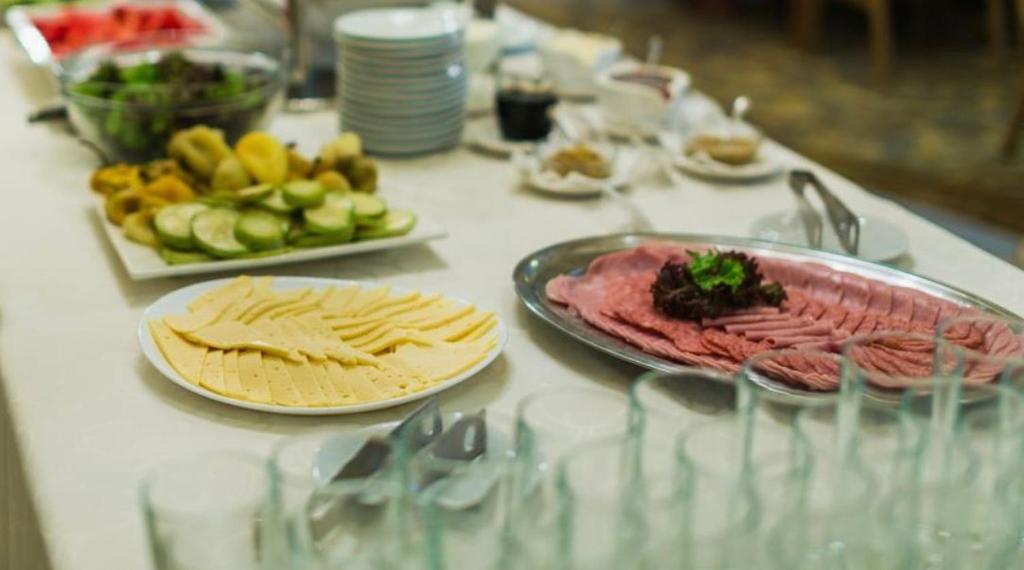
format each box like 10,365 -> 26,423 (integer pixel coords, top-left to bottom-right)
596,62 -> 690,134
495,76 -> 559,142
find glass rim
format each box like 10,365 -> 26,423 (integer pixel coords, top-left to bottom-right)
515,385 -> 629,428
140,450 -> 268,517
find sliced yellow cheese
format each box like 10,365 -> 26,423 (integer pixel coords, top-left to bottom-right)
187,276 -> 254,312
149,320 -> 207,385
283,358 -> 328,407
239,288 -> 312,324
237,351 -> 272,404
262,355 -> 304,406
292,316 -> 379,365
337,321 -> 394,343
186,321 -> 301,361
307,361 -> 342,405
222,350 -> 245,400
355,290 -> 419,317
320,285 -> 361,312
337,286 -> 391,317
459,314 -> 499,342
264,287 -> 333,321
408,303 -> 477,330
423,311 -> 495,342
199,349 -> 226,394
324,362 -> 386,403
353,328 -> 435,354
364,292 -> 443,320
381,340 -> 494,383
277,318 -> 327,361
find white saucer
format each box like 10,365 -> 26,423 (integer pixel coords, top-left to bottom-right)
463,117 -> 543,158
513,143 -> 639,197
750,210 -> 910,262
658,131 -> 784,182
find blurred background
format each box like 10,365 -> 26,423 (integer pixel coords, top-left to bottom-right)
504,0 -> 1024,266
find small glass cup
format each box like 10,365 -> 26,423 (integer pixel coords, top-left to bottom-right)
411,411 -> 521,570
141,451 -> 271,570
269,430 -> 405,569
513,387 -> 634,567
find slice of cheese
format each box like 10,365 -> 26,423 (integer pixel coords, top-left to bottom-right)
262,355 -> 304,406
222,350 -> 245,400
264,287 -> 333,321
338,321 -> 394,343
186,321 -> 301,361
283,358 -> 328,407
239,288 -> 312,324
407,303 -> 476,330
237,351 -> 272,404
324,362 -> 387,403
337,287 -> 391,317
277,318 -> 327,361
355,290 -> 420,317
320,285 -> 361,312
199,349 -> 226,394
460,314 -> 499,342
423,311 -> 495,342
364,292 -> 443,320
187,276 -> 254,312
381,340 -> 493,383
149,320 -> 206,385
307,361 -> 342,405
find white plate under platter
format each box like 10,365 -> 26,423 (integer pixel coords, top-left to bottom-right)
95,199 -> 447,281
750,210 -> 910,263
139,277 -> 509,415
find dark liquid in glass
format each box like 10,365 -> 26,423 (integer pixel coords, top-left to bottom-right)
496,89 -> 557,141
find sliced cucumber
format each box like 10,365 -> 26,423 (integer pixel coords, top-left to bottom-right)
235,210 -> 285,251
258,188 -> 296,214
154,203 -> 209,250
198,191 -> 238,208
236,184 -> 274,205
357,210 -> 417,240
239,247 -> 291,259
283,180 -> 326,208
292,230 -> 354,248
159,247 -> 213,265
191,208 -> 250,258
349,192 -> 386,222
303,193 -> 355,235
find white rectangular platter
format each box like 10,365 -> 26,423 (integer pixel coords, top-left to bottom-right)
96,202 -> 447,280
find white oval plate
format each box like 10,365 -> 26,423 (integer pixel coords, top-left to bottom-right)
513,144 -> 639,197
335,7 -> 463,43
657,131 -> 784,182
139,277 -> 509,416
750,210 -> 910,262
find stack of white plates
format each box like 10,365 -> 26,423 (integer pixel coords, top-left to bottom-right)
333,6 -> 467,156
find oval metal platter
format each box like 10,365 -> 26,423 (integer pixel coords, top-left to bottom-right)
512,233 -> 1020,404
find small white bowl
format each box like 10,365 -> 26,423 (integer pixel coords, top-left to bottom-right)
538,30 -> 622,97
596,62 -> 691,133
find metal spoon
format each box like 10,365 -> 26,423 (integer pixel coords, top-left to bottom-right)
645,35 -> 663,66
729,95 -> 751,137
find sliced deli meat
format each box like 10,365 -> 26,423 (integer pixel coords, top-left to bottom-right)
546,243 -> 1013,392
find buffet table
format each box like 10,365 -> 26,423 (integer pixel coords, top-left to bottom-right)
0,31 -> 1022,570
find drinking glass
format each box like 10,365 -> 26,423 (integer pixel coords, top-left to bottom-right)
302,476 -> 408,569
629,369 -> 735,441
555,431 -> 687,570
268,429 -> 412,570
411,413 -> 520,570
513,387 -> 633,568
673,414 -> 802,569
141,451 -> 271,570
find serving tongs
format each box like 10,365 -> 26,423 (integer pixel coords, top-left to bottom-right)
788,169 -> 860,255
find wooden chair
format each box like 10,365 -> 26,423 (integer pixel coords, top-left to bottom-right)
791,0 -> 1019,77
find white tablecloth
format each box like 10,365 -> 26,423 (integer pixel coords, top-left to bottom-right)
0,32 -> 1021,570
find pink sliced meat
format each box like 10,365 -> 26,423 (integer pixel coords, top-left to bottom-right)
702,313 -> 793,327
545,243 -> 1007,391
745,324 -> 833,341
839,274 -> 871,312
821,305 -> 849,328
910,297 -> 940,328
891,289 -> 916,322
866,281 -> 893,315
725,318 -> 810,334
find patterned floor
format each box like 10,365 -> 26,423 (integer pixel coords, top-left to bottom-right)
510,0 -> 1024,262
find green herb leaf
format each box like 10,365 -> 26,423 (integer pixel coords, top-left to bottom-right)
687,250 -> 746,291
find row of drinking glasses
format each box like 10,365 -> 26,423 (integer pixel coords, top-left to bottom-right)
141,314 -> 1024,569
